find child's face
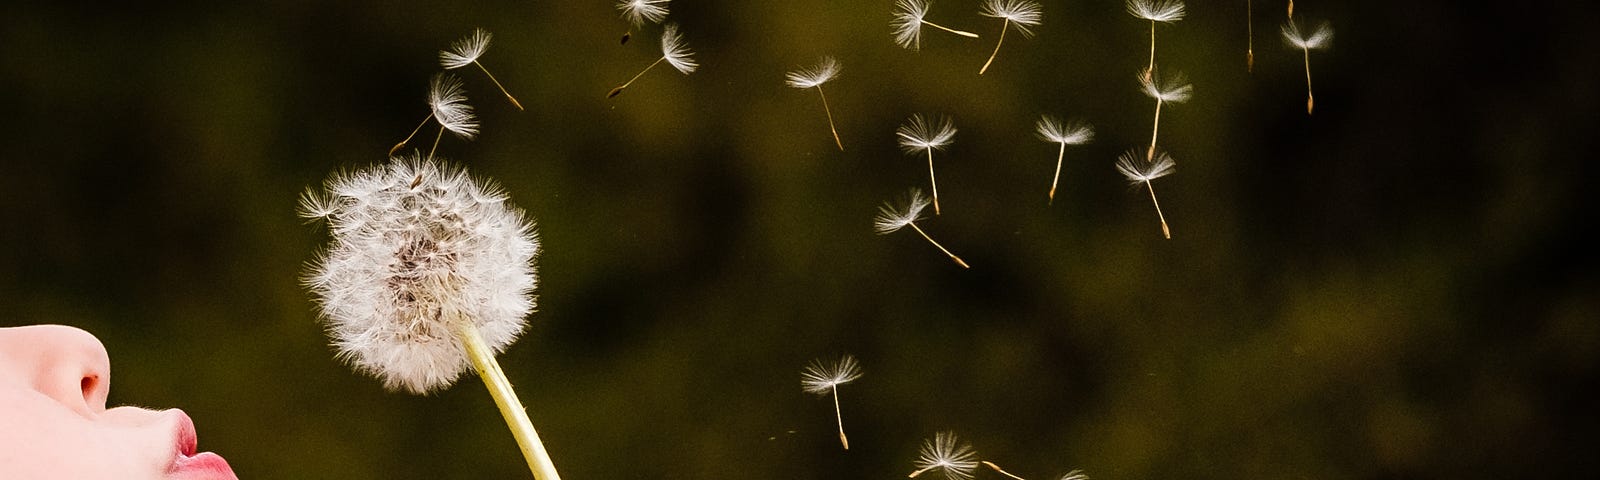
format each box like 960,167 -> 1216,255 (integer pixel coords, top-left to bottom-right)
0,325 -> 237,480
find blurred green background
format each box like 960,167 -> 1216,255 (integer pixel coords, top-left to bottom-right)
2,0 -> 1596,478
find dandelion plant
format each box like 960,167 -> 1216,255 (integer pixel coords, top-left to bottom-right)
1035,115 -> 1094,204
977,0 -> 1042,75
440,28 -> 523,111
1126,0 -> 1186,81
1139,69 -> 1192,162
609,23 -> 698,98
616,0 -> 670,44
785,57 -> 845,151
908,431 -> 980,479
893,0 -> 980,51
896,114 -> 957,215
801,354 -> 863,450
300,156 -> 560,479
1116,148 -> 1177,239
875,188 -> 968,268
1282,19 -> 1333,114
389,73 -> 479,159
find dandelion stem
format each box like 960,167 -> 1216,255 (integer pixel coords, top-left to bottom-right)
1302,46 -> 1315,114
1144,179 -> 1171,239
1049,142 -> 1065,204
1145,20 -> 1156,81
428,126 -> 445,161
909,466 -> 935,478
909,222 -> 969,268
390,113 -> 432,156
926,149 -> 941,215
456,320 -> 562,480
922,20 -> 980,38
475,61 -> 524,111
1148,98 -> 1163,162
983,461 -> 1028,480
609,56 -> 666,98
979,20 -> 1010,75
831,385 -> 849,450
815,86 -> 844,151
1247,0 -> 1255,72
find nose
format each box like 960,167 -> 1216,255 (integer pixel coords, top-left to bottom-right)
0,324 -> 113,414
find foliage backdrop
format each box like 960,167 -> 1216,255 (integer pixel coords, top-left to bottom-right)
2,0 -> 1596,478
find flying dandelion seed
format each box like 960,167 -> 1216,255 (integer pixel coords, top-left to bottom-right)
785,57 -> 845,151
616,0 -> 670,44
875,188 -> 968,268
977,0 -> 1042,75
1035,115 -> 1094,204
982,461 -> 1029,480
892,0 -> 980,51
609,23 -> 698,98
300,155 -> 561,479
908,431 -> 980,479
896,114 -> 957,215
389,73 -> 479,159
1138,69 -> 1192,162
1126,0 -> 1186,81
1282,19 -> 1333,114
439,28 -> 523,111
1115,148 -> 1177,239
801,354 -> 863,450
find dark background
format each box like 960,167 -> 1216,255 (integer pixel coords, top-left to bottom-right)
2,0 -> 1596,478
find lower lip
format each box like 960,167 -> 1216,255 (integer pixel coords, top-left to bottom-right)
172,452 -> 238,480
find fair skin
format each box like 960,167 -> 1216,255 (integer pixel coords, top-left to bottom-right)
0,325 -> 237,480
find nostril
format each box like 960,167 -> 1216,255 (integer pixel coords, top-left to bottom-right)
80,375 -> 97,401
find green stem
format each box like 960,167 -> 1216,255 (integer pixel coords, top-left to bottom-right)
456,321 -> 562,480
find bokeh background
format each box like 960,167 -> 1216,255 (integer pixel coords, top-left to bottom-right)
2,0 -> 1596,478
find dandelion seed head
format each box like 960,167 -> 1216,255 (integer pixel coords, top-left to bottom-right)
1139,70 -> 1193,103
913,431 -> 980,480
1035,115 -> 1094,145
801,354 -> 863,394
874,189 -> 932,234
439,28 -> 492,69
785,57 -> 841,89
1116,149 -> 1177,184
428,73 -> 479,140
892,0 -> 932,50
617,0 -> 670,27
660,23 -> 699,74
1282,20 -> 1333,49
301,155 -> 539,394
1126,0 -> 1186,23
896,114 -> 957,154
981,0 -> 1043,37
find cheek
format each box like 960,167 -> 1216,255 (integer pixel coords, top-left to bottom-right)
0,389 -> 173,480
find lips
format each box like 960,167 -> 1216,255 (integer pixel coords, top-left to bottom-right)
168,410 -> 239,480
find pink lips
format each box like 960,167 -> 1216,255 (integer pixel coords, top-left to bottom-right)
169,410 -> 239,480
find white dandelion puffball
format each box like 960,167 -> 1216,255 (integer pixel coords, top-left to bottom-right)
301,155 -> 540,394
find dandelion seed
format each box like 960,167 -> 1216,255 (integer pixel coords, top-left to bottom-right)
896,114 -> 957,215
1138,69 -> 1192,162
785,57 -> 845,151
1282,19 -> 1332,114
1116,148 -> 1177,239
892,0 -> 980,51
977,0 -> 1042,74
300,155 -> 561,479
1126,0 -> 1186,81
908,431 -> 980,479
1287,0 -> 1295,19
440,28 -> 523,111
1035,115 -> 1094,204
982,461 -> 1029,480
609,23 -> 698,98
875,188 -> 968,268
389,73 -> 479,159
1058,470 -> 1090,480
801,354 -> 863,450
616,0 -> 670,44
